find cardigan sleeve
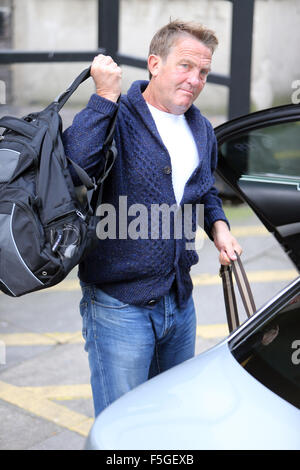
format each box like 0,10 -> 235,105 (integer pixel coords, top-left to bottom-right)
62,93 -> 119,185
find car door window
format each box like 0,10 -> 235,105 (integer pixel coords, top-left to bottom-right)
218,118 -> 300,270
230,289 -> 300,409
219,121 -> 300,181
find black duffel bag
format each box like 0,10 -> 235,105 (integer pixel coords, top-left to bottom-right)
0,67 -> 117,297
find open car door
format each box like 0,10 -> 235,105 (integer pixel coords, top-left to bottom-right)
215,103 -> 300,272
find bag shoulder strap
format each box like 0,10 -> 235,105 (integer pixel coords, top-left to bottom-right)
54,67 -> 92,111
67,97 -> 119,191
220,253 -> 256,333
56,67 -> 120,204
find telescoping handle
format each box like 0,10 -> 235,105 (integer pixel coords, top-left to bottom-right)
220,253 -> 256,333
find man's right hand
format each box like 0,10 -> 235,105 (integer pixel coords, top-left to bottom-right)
91,54 -> 122,102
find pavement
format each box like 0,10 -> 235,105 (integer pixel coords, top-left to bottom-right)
0,105 -> 298,450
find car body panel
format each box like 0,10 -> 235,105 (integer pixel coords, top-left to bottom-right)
85,340 -> 300,450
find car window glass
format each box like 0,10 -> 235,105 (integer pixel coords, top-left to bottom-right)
220,121 -> 300,180
231,290 -> 300,409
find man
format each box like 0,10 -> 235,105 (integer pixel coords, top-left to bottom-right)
63,20 -> 242,416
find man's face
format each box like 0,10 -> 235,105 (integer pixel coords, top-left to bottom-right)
147,35 -> 212,114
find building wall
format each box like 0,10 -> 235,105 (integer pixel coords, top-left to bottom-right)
7,0 -> 300,116
0,0 -> 13,104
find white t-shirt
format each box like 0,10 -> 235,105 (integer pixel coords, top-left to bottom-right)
147,103 -> 199,205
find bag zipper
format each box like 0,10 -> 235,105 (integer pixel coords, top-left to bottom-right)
45,209 -> 86,226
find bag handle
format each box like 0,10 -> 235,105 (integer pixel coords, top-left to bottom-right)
49,66 -> 119,213
0,68 -> 92,137
67,92 -> 119,199
54,66 -> 92,110
53,64 -> 120,200
220,253 -> 256,333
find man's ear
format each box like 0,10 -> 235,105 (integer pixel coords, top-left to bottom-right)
147,54 -> 162,78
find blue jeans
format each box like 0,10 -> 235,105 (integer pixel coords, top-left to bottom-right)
80,283 -> 196,416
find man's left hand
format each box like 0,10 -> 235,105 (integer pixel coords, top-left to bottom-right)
211,220 -> 242,266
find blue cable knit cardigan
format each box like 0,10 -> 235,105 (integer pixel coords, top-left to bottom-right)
62,80 -> 229,307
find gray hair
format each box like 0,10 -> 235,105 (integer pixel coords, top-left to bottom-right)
147,19 -> 218,79
149,19 -> 218,59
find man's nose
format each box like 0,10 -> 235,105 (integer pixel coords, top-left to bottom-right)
187,72 -> 201,87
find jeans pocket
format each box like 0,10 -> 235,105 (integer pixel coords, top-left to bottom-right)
92,287 -> 130,309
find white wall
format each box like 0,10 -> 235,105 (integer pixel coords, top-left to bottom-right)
11,0 -> 98,107
10,0 -> 300,116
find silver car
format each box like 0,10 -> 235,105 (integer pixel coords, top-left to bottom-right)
85,103 -> 300,450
